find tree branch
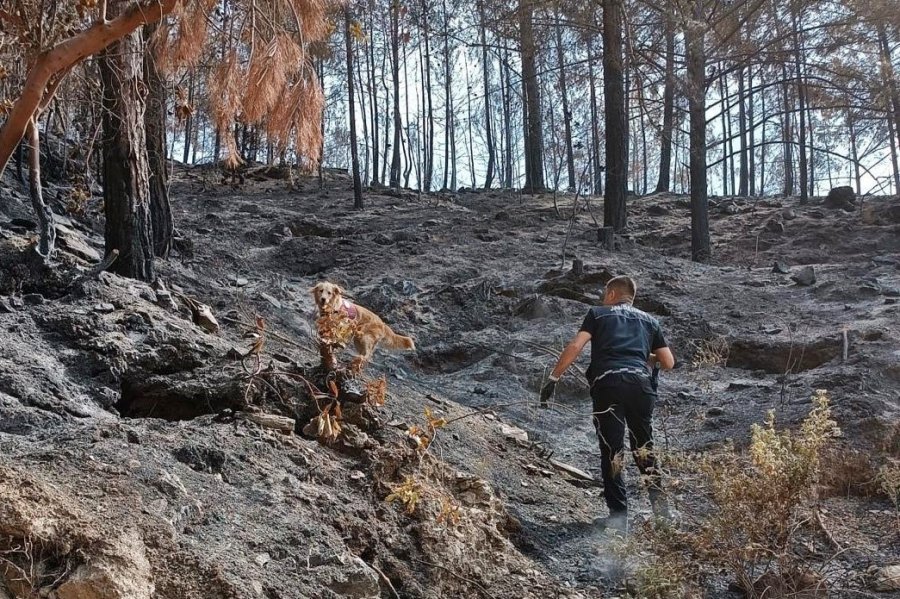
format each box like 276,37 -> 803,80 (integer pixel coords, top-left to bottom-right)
0,0 -> 178,178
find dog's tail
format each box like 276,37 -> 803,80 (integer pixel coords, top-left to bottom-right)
382,327 -> 416,351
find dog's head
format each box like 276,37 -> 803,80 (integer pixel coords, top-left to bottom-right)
310,281 -> 344,313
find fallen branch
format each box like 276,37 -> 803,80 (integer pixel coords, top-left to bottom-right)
241,411 -> 296,434
366,559 -> 401,599
814,508 -> 843,551
548,458 -> 595,482
410,558 -> 497,599
842,328 -> 849,363
68,249 -> 119,290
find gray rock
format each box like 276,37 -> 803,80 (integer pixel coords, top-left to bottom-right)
259,293 -> 282,309
720,202 -> 740,215
706,407 -> 725,417
764,218 -> 785,233
772,261 -> 790,274
825,186 -> 856,210
791,266 -> 816,286
23,293 -> 44,305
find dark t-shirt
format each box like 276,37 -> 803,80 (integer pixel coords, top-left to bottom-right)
579,303 -> 668,380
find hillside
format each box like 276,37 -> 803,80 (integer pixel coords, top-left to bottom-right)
0,168 -> 898,598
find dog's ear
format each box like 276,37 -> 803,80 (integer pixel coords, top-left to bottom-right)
310,283 -> 323,294
335,285 -> 345,296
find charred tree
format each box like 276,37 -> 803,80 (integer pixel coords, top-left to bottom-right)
554,11 -> 576,191
655,10 -> 676,193
100,9 -> 154,281
685,10 -> 710,262
603,0 -> 627,230
346,7 -> 364,209
519,0 -> 545,194
144,24 -> 173,258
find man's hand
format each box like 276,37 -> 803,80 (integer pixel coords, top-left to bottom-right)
539,378 -> 557,408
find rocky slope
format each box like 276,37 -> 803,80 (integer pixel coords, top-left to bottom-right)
0,166 -> 898,598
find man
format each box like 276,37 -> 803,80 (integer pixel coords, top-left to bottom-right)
540,275 -> 675,532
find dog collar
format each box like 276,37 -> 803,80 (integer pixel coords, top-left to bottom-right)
341,299 -> 358,320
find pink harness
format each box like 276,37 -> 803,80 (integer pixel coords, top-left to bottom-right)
341,299 -> 358,320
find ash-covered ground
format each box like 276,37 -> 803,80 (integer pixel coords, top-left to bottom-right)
0,166 -> 898,598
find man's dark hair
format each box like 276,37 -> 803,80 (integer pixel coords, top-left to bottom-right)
606,275 -> 637,302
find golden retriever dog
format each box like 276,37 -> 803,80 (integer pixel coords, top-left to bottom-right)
311,282 -> 415,368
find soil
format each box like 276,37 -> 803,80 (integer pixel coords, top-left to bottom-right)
0,166 -> 898,598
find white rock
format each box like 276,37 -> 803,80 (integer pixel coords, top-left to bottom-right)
499,423 -> 528,443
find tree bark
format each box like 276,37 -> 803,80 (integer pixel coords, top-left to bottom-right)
603,0 -> 627,230
144,24 -> 173,258
502,49 -> 513,189
389,0 -> 402,189
367,4 -> 380,186
792,7 -> 808,204
747,66 -> 756,196
655,11 -> 675,193
519,0 -> 545,194
848,109 -> 861,195
737,66 -> 749,196
421,0 -> 434,192
781,63 -> 794,197
718,67 -> 729,196
346,8 -> 363,209
877,25 -> 900,194
478,0 -> 495,189
588,36 -> 602,196
554,11 -> 576,192
182,73 -> 194,164
100,12 -> 154,281
686,12 -> 710,262
0,0 -> 178,179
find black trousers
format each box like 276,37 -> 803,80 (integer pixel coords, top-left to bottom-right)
591,372 -> 661,514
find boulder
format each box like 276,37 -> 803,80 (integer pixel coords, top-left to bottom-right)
791,266 -> 816,286
56,531 -> 154,599
825,186 -> 856,210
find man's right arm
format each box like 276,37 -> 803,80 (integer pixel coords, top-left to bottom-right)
651,347 -> 675,370
650,322 -> 675,370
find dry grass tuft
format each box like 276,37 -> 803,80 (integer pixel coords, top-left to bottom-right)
386,476 -> 424,514
633,390 -> 840,597
688,336 -> 730,368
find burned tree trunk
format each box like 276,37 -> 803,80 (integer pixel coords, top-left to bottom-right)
345,7 -> 364,209
519,0 -> 545,194
686,11 -> 710,262
655,10 -> 675,193
144,24 -> 173,259
100,10 -> 154,281
603,0 -> 627,230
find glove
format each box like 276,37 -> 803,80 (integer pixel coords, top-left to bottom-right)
539,379 -> 557,408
